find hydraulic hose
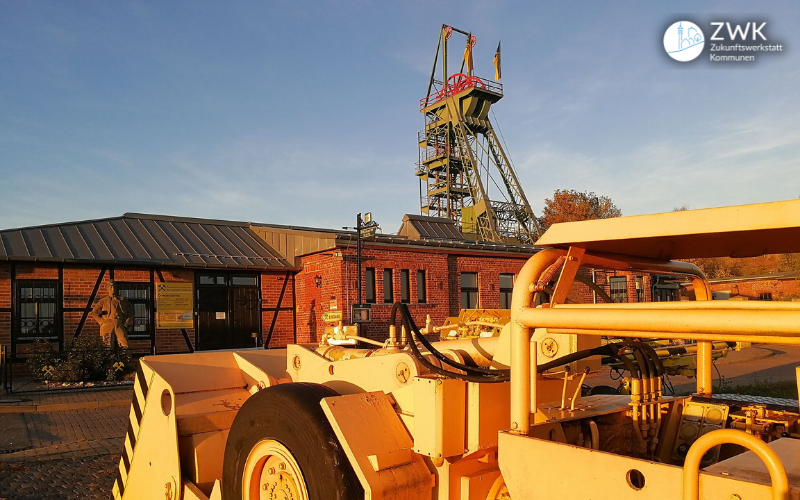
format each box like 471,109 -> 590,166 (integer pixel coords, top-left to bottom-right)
625,340 -> 663,377
631,346 -> 651,380
536,345 -> 617,372
391,303 -> 632,384
398,303 -> 509,381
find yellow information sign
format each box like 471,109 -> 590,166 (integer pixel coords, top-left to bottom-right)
321,310 -> 343,323
156,282 -> 194,329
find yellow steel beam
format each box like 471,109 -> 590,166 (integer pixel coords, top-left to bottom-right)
519,307 -> 800,337
536,198 -> 800,260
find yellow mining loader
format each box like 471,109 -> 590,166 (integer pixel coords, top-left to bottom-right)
115,200 -> 800,500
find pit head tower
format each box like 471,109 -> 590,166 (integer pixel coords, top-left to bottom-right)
417,24 -> 541,244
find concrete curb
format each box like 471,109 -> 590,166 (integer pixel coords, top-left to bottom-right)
0,399 -> 129,414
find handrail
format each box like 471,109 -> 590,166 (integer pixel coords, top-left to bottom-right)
549,300 -> 800,310
517,308 -> 800,337
683,429 -> 789,500
420,74 -> 503,109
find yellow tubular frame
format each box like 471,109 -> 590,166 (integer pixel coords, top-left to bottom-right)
683,429 -> 789,500
508,247 -> 800,433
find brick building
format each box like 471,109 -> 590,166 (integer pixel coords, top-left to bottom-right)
708,272 -> 800,301
0,213 -> 657,358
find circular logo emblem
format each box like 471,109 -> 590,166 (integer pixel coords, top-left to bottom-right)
663,21 -> 705,62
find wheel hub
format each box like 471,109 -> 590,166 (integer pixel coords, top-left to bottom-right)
260,459 -> 299,500
242,440 -> 308,500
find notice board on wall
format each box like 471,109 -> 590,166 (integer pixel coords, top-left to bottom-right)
156,282 -> 194,329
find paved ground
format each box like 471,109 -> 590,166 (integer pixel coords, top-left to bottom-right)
586,343 -> 800,396
0,344 -> 798,499
0,386 -> 131,412
0,396 -> 129,500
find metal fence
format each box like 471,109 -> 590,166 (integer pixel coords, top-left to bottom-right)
1,345 -> 11,394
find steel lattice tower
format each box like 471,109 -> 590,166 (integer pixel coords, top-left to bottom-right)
416,25 -> 541,244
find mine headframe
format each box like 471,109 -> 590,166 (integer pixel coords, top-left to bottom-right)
416,24 -> 542,244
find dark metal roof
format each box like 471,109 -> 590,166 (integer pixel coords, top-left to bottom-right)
0,213 -> 294,270
397,214 -> 465,241
254,221 -> 540,256
336,232 -> 540,255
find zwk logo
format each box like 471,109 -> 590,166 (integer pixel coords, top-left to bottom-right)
662,20 -> 783,64
710,22 -> 767,42
664,21 -> 705,62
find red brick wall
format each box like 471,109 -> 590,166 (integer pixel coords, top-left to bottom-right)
587,271 -> 652,303
0,264 -> 291,355
295,246 -> 533,342
295,252 -> 344,343
63,267 -> 105,346
0,264 -> 10,349
261,271 -> 295,348
0,252 -> 672,357
710,278 -> 800,301
451,254 -> 530,312
14,264 -> 58,280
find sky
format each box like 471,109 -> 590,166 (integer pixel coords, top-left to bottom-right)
1,1 -> 799,234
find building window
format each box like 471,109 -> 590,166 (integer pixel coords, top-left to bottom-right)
609,276 -> 628,303
383,269 -> 393,303
759,292 -> 773,301
400,269 -> 410,303
199,273 -> 258,287
117,283 -> 152,341
199,274 -> 227,286
499,274 -> 515,309
417,270 -> 426,303
16,280 -> 59,342
365,268 -> 376,304
461,272 -> 479,309
635,276 -> 645,302
230,275 -> 258,287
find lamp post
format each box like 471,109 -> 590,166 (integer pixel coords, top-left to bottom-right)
344,213 -> 379,335
356,213 -> 363,306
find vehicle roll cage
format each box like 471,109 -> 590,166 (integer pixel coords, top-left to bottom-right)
509,246 -> 800,434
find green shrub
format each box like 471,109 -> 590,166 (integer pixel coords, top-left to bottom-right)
26,340 -> 61,381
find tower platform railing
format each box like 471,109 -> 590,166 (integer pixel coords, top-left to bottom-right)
420,74 -> 503,110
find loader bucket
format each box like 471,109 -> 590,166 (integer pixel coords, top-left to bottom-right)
113,349 -> 288,500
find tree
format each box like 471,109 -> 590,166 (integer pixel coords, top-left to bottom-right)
540,189 -> 622,230
779,254 -> 800,272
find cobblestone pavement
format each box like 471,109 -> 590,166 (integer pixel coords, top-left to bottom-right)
0,407 -> 128,500
0,386 -> 132,410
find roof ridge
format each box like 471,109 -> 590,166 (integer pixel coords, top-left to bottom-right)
123,213 -> 249,227
0,215 -> 125,233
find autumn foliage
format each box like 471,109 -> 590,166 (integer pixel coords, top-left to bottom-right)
540,189 -> 622,230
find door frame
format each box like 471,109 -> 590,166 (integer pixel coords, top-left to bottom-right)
195,271 -> 262,351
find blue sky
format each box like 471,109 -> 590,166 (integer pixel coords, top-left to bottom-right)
1,1 -> 798,233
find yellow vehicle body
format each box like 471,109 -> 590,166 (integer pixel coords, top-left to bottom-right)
435,309 -> 510,340
115,200 -> 800,500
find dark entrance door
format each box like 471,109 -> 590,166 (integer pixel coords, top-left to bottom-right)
197,273 -> 261,350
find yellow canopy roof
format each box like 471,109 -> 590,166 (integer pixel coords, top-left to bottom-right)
535,199 -> 800,260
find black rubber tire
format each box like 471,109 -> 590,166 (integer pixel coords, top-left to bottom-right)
222,383 -> 363,500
